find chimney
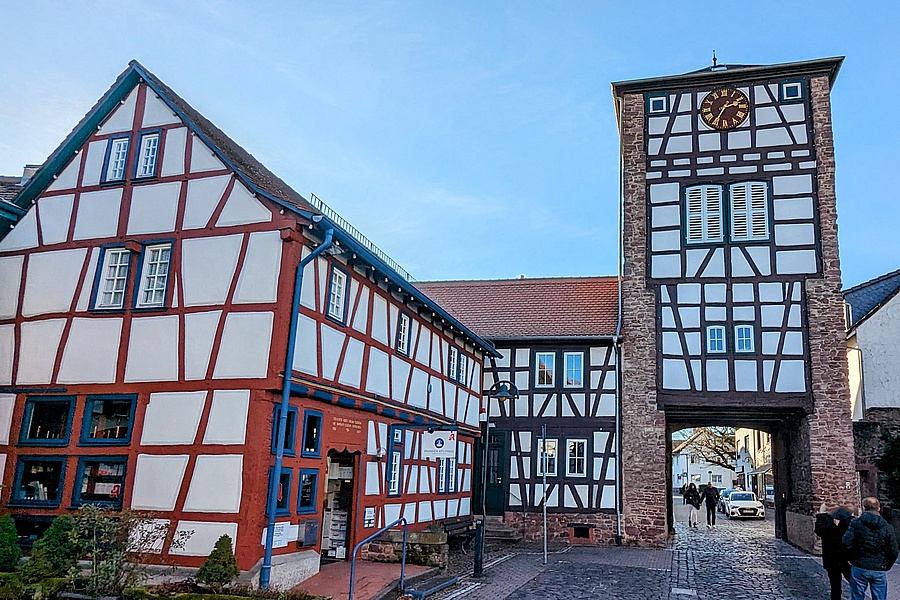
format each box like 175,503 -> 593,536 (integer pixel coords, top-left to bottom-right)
20,165 -> 40,186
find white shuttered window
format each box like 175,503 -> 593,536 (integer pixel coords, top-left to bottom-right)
685,185 -> 724,244
730,182 -> 769,241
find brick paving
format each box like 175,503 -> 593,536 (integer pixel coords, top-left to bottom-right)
431,501 -> 900,599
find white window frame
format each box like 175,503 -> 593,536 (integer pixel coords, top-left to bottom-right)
95,248 -> 131,309
326,267 -> 348,322
457,353 -> 467,385
565,438 -> 587,477
387,450 -> 401,496
105,137 -> 130,182
648,93 -> 668,114
781,81 -> 803,101
735,324 -> 755,353
438,457 -> 457,493
712,474 -> 723,484
729,182 -> 769,242
707,325 -> 726,354
685,184 -> 724,244
564,352 -> 583,388
396,313 -> 411,356
135,243 -> 171,308
535,352 -> 555,388
135,132 -> 160,178
536,438 -> 558,477
448,347 -> 459,381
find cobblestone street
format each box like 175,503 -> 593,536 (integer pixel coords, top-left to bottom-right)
432,500 -> 900,600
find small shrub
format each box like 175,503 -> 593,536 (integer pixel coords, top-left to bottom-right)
21,515 -> 78,583
196,536 -> 239,592
0,517 -> 20,573
122,588 -> 153,600
38,577 -> 71,600
0,573 -> 22,600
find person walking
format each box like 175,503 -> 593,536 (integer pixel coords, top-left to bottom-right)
684,483 -> 701,528
842,497 -> 899,600
700,481 -> 720,528
682,482 -> 689,504
815,505 -> 853,600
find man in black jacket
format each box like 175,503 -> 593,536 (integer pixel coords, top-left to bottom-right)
842,497 -> 899,600
815,506 -> 853,600
700,482 -> 720,528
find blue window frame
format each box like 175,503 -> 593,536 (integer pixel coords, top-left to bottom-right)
132,241 -> 173,310
11,456 -> 66,507
301,410 -> 323,458
134,130 -> 161,179
706,326 -> 726,354
269,467 -> 293,516
101,135 -> 131,183
297,469 -> 319,514
735,324 -> 755,353
72,456 -> 127,508
80,395 -> 136,445
19,396 -> 76,446
271,406 -> 298,456
91,245 -> 132,311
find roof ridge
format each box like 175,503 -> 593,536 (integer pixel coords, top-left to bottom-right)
417,275 -> 618,285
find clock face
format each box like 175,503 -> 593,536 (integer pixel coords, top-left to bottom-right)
700,87 -> 750,130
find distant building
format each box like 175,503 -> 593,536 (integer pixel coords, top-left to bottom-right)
734,427 -> 772,497
671,430 -> 736,493
844,269 -> 900,505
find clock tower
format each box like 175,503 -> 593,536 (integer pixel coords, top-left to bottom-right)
612,58 -> 856,550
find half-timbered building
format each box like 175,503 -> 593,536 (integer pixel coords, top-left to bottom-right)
0,61 -> 497,587
613,57 -> 857,550
415,277 -> 621,543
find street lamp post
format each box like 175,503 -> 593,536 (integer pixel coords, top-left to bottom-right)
474,380 -> 519,578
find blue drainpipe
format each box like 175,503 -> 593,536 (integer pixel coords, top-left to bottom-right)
260,224 -> 334,589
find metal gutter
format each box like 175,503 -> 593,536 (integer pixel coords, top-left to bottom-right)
613,87 -> 625,546
260,225 -> 334,589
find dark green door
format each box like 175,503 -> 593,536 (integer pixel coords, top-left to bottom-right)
485,430 -> 507,515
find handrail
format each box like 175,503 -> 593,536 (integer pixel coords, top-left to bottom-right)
348,517 -> 408,600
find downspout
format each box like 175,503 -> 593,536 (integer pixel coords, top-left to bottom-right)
260,224 -> 334,589
614,93 -> 625,546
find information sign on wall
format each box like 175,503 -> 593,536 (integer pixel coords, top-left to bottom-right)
422,430 -> 457,459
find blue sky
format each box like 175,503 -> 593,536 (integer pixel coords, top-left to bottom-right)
1,1 -> 897,288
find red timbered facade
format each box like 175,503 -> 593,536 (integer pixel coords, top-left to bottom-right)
0,61 -> 496,587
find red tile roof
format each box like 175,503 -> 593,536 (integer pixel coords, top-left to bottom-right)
414,277 -> 619,339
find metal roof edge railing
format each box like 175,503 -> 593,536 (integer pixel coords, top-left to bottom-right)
309,193 -> 414,282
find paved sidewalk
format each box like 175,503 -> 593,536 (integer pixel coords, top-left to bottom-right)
295,559 -> 431,600
429,503 -> 900,599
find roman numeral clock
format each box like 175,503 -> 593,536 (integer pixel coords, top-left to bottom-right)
699,87 -> 750,130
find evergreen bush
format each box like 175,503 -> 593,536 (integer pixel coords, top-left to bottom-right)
0,516 -> 20,572
0,573 -> 22,600
20,515 -> 78,584
196,536 -> 239,592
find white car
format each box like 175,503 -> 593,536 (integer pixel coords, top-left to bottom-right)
725,491 -> 765,519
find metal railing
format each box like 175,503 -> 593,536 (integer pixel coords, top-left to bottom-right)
348,517 -> 408,600
308,193 -> 414,282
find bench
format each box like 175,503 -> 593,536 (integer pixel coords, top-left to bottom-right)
441,515 -> 476,553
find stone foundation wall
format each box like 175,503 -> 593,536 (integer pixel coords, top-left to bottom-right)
358,530 -> 448,568
504,511 -> 619,545
854,407 -> 900,518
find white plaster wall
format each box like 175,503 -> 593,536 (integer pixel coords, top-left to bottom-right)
127,182 -> 181,235
183,454 -> 243,513
184,310 -> 221,380
37,194 -> 74,245
857,292 -> 900,409
141,391 -> 206,445
234,231 -> 281,303
98,88 -> 137,135
161,127 -> 187,177
337,338 -> 364,388
0,395 -> 15,445
21,248 -> 86,316
16,319 -> 66,384
293,314 -> 319,376
184,175 -> 230,230
320,324 -> 346,381
131,454 -> 190,510
124,315 -> 180,382
202,390 -> 250,445
142,93 -> 180,127
80,140 -> 106,187
848,336 -> 864,421
0,325 -> 13,385
212,311 -> 273,379
57,317 -> 122,383
190,139 -> 226,173
0,210 -> 38,251
73,189 -> 122,240
170,521 -> 238,556
216,182 -> 271,227
366,348 -> 390,396
75,248 -> 100,312
0,256 -> 23,319
181,234 -> 243,306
